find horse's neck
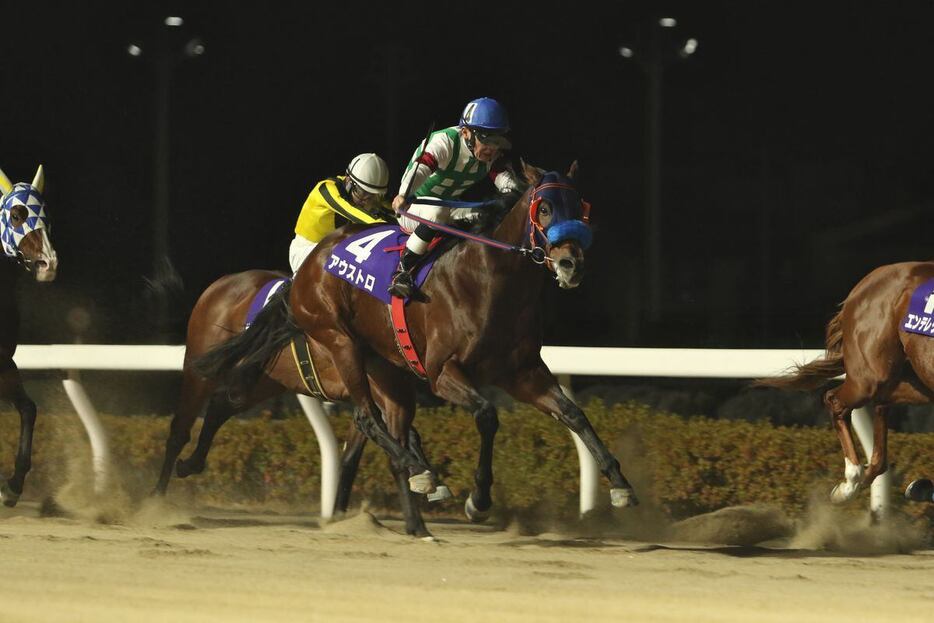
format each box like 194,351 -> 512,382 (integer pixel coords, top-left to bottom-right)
455,187 -> 546,311
493,187 -> 533,248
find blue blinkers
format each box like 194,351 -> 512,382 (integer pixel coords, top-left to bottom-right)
530,172 -> 592,250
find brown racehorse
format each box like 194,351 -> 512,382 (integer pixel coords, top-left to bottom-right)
154,269 -> 441,536
758,261 -> 934,502
290,161 -> 639,520
0,165 -> 58,507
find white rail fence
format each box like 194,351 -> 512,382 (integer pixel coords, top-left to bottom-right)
12,345 -> 889,518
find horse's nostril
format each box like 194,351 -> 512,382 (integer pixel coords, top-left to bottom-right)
558,258 -> 576,271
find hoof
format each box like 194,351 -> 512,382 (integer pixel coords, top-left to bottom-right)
905,478 -> 934,504
427,485 -> 452,503
610,488 -> 638,508
408,470 -> 436,495
176,457 -> 205,479
464,494 -> 491,523
830,482 -> 858,504
0,482 -> 20,508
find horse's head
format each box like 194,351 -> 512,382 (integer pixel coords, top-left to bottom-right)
0,165 -> 58,281
522,160 -> 591,289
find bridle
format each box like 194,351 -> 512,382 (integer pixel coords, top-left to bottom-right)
399,176 -> 592,268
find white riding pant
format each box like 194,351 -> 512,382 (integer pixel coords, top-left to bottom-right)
289,234 -> 318,274
399,202 -> 479,255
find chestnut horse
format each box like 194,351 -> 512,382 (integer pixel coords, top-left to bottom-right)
758,261 -> 934,502
0,164 -> 58,506
154,270 -> 441,536
290,161 -> 639,520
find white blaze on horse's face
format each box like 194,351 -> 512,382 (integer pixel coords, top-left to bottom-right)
31,227 -> 58,282
550,241 -> 585,289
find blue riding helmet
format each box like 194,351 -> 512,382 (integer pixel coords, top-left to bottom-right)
459,97 -> 510,132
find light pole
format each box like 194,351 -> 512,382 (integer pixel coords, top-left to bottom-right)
128,16 -> 203,341
620,17 -> 697,324
127,16 -> 204,275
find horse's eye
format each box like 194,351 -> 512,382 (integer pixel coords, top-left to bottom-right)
10,206 -> 27,223
539,204 -> 551,216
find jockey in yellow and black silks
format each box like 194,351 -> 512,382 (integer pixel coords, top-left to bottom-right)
289,153 -> 394,273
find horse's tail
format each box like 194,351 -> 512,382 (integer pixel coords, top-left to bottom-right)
754,309 -> 845,391
144,256 -> 189,342
193,281 -> 298,404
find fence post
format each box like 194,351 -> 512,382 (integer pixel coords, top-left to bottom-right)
61,375 -> 110,494
850,406 -> 891,521
558,374 -> 600,516
296,395 -> 340,519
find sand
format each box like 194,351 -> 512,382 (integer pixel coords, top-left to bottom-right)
2,499 -> 933,623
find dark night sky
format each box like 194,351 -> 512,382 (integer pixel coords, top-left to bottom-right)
5,1 -> 934,347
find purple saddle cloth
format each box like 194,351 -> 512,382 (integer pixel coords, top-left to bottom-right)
324,225 -> 437,304
902,278 -> 934,337
244,278 -> 288,329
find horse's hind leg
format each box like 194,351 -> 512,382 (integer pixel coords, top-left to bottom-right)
824,381 -> 867,502
860,378 -> 932,488
0,361 -> 37,507
175,393 -> 238,478
153,366 -> 213,495
323,332 -> 435,493
334,428 -> 367,514
860,404 -> 889,487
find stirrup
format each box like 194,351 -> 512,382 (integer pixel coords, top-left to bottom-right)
388,270 -> 416,298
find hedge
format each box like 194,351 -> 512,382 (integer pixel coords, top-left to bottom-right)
1,400 -> 933,526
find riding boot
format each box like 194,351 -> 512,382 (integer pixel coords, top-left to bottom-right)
389,249 -> 423,298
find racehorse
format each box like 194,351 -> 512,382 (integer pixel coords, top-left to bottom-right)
290,160 -> 639,520
154,270 -> 441,536
757,261 -> 934,503
0,164 -> 58,507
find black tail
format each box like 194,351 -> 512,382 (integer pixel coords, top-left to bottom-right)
143,256 -> 188,343
753,309 -> 845,391
193,281 -> 298,404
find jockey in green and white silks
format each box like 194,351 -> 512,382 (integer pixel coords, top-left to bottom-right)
389,97 -> 521,298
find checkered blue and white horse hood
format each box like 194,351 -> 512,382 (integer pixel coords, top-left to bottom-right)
0,164 -> 57,281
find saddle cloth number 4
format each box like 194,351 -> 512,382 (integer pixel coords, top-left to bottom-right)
345,230 -> 396,264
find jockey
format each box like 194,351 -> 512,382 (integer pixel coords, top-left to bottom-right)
290,153 -> 393,273
388,97 -> 522,297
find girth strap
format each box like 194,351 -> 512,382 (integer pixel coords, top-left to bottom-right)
289,334 -> 329,400
389,296 -> 428,379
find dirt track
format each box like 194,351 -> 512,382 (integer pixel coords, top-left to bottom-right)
2,500 -> 933,623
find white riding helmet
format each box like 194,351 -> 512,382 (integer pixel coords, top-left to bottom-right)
346,153 -> 389,197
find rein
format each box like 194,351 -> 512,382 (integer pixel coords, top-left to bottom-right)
399,188 -> 560,265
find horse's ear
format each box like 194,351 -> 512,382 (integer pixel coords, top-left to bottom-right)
520,158 -> 544,186
566,160 -> 579,180
32,164 -> 45,194
0,166 -> 12,195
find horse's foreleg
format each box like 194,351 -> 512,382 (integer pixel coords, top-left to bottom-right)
824,383 -> 865,503
334,428 -> 366,514
0,363 -> 36,507
433,359 -> 498,522
503,363 -> 638,508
